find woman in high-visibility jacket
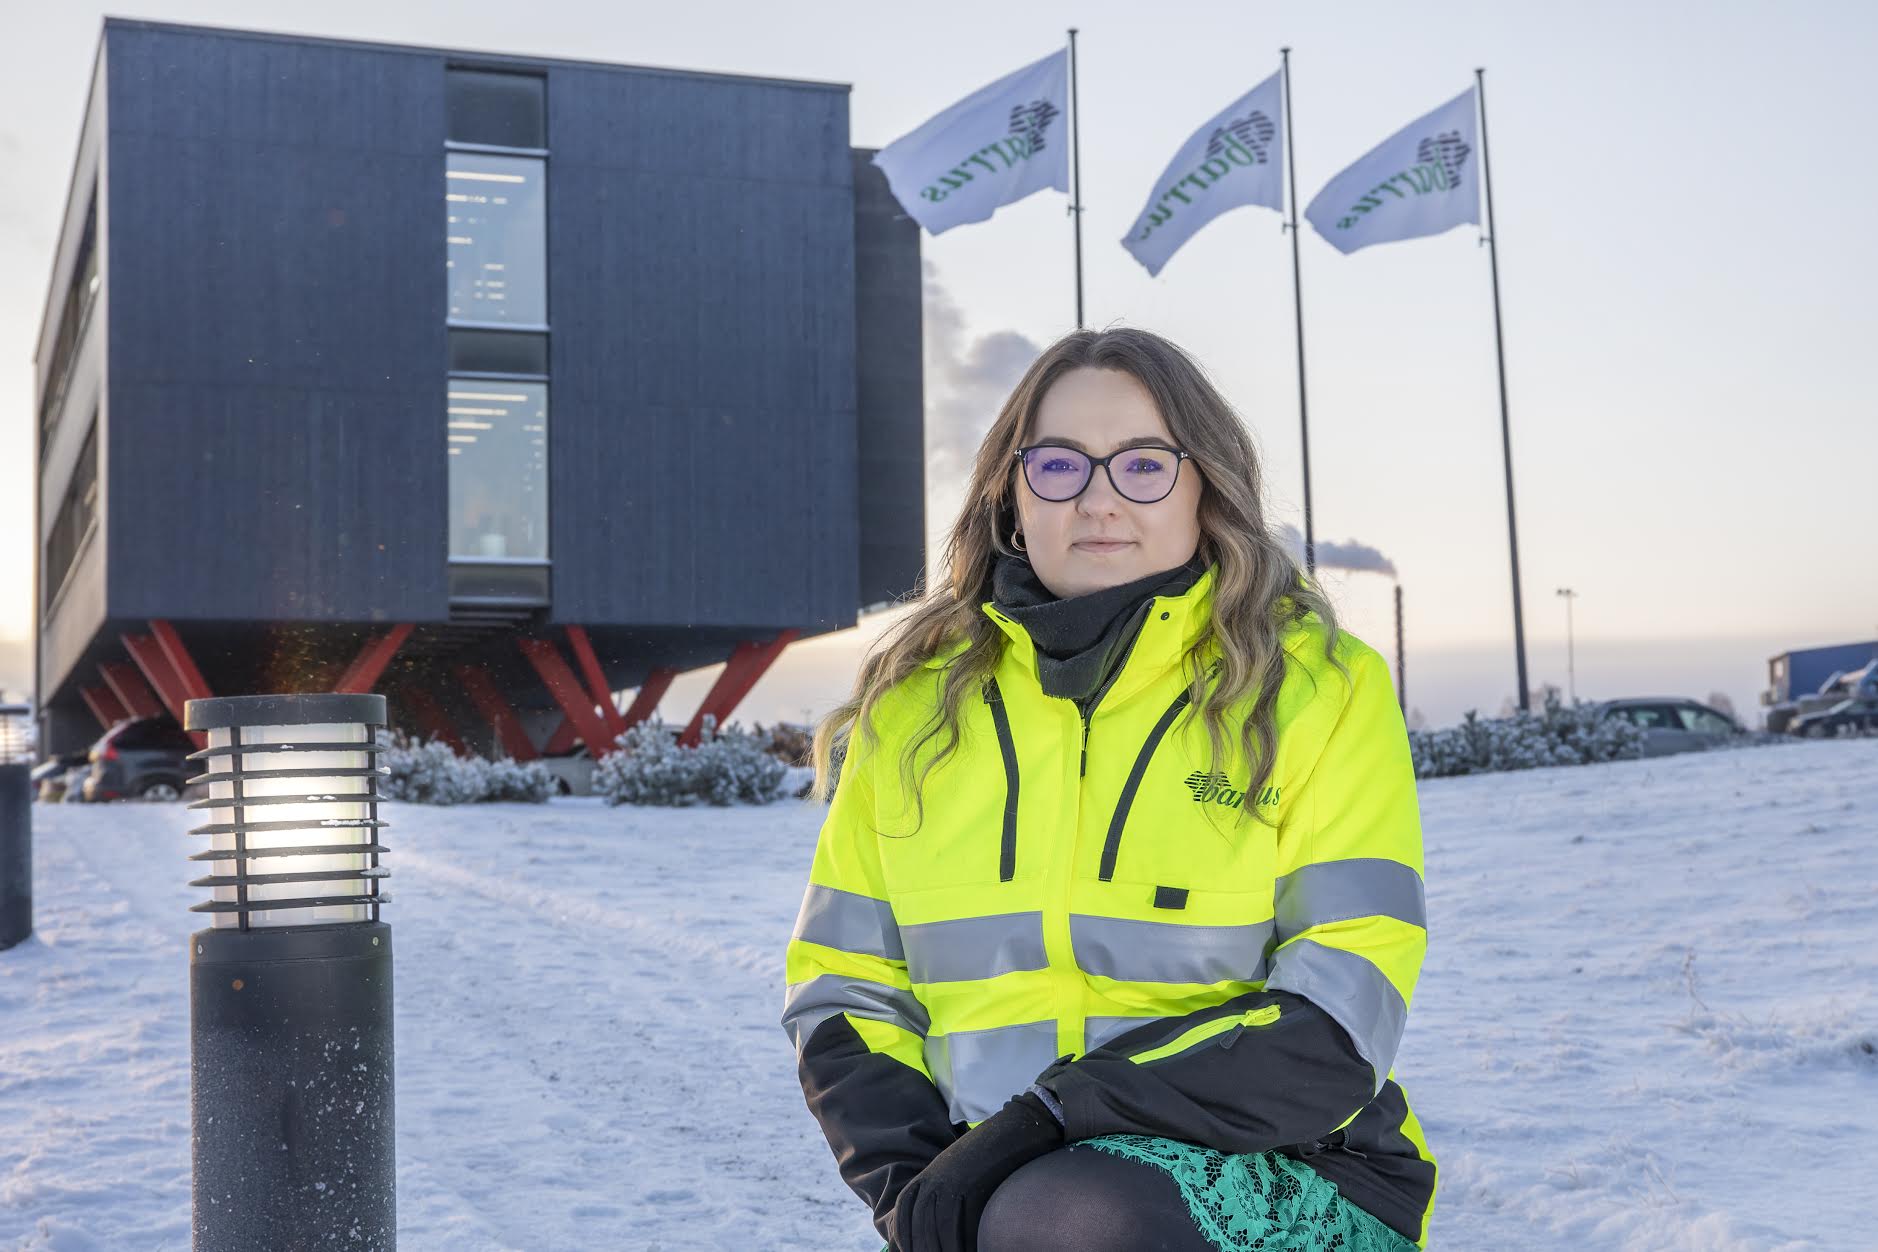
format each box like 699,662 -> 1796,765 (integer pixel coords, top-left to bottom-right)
782,328 -> 1436,1252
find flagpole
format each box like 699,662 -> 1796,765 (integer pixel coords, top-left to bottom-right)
1279,47 -> 1315,576
1068,28 -> 1085,328
1475,67 -> 1531,713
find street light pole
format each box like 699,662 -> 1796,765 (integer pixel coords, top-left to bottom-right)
1556,587 -> 1579,704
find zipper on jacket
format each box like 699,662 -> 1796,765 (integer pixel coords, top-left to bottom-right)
1098,685 -> 1198,881
1126,1003 -> 1282,1066
1074,604 -> 1155,779
983,677 -> 1020,882
1096,658 -> 1220,882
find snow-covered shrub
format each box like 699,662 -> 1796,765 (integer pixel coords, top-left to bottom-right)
379,733 -> 486,804
593,713 -> 788,807
1535,688 -> 1650,766
377,730 -> 553,804
483,756 -> 558,803
1409,689 -> 1645,778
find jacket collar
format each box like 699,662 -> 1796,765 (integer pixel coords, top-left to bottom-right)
987,549 -> 1211,703
919,566 -> 1322,699
980,561 -> 1222,708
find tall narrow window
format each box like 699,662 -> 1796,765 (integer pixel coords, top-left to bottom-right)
44,413 -> 99,615
445,67 -> 549,575
446,382 -> 548,560
41,190 -> 99,448
446,153 -> 546,326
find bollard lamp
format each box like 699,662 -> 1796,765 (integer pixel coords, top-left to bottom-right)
184,692 -> 397,1252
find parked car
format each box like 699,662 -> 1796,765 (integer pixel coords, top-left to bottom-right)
82,715 -> 195,801
1788,696 -> 1878,738
31,750 -> 92,802
1596,698 -> 1744,757
537,747 -> 596,797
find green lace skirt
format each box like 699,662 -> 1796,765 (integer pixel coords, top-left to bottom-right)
1074,1134 -> 1420,1252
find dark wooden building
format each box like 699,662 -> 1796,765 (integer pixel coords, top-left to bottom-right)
33,19 -> 924,760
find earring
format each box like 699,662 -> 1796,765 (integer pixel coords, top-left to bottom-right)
1010,527 -> 1026,553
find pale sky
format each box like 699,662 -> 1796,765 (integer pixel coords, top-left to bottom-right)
3,0 -> 1874,728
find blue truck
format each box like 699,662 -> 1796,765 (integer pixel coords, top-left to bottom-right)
1764,640 -> 1878,732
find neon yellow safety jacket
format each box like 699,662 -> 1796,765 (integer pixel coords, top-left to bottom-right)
783,562 -> 1437,1246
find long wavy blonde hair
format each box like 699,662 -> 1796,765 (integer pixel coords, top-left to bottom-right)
805,326 -> 1346,838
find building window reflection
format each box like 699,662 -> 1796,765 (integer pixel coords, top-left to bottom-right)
44,413 -> 99,614
445,153 -> 546,326
447,381 -> 549,560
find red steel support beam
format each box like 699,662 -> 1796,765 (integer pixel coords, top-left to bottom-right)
80,684 -> 130,730
99,661 -> 164,721
679,629 -> 799,748
453,664 -> 540,762
148,620 -> 214,704
517,637 -> 618,760
621,666 -> 678,729
564,625 -> 628,743
396,686 -> 469,757
121,632 -> 208,750
336,624 -> 415,694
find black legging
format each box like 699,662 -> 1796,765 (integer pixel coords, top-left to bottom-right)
976,1143 -> 1217,1251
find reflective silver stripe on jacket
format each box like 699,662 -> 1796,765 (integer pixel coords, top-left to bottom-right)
1084,1015 -> 1177,1054
1070,914 -> 1274,985
1273,858 -> 1427,936
900,911 -> 1049,984
790,883 -> 904,961
1262,938 -> 1407,1093
780,974 -> 930,1057
924,1020 -> 1061,1125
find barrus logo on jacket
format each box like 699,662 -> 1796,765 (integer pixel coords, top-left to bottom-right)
1181,771 -> 1279,810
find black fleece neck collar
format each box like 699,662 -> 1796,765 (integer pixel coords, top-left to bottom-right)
989,547 -> 1210,703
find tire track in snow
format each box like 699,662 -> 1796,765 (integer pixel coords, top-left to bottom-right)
395,847 -> 782,982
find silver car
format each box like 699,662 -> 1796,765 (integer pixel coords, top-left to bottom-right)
1597,698 -> 1743,757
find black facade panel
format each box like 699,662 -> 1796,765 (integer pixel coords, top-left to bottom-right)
545,69 -> 859,631
103,25 -> 449,623
851,148 -> 926,611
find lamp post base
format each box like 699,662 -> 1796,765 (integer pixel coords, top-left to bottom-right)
191,921 -> 395,1251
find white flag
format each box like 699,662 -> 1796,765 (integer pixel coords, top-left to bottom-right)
1122,71 -> 1285,277
1304,86 -> 1479,255
871,50 -> 1070,236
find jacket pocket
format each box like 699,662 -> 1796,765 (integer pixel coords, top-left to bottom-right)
1096,676 -> 1206,882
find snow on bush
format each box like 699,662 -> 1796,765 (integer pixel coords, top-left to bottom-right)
481,756 -> 559,804
593,713 -> 788,807
377,731 -> 555,804
1409,688 -> 1646,778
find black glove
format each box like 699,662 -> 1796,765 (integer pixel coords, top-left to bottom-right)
887,1090 -> 1065,1252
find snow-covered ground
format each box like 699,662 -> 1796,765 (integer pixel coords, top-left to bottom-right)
2,738 -> 1874,1251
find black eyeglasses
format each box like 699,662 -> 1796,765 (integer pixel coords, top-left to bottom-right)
1013,443 -> 1192,504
